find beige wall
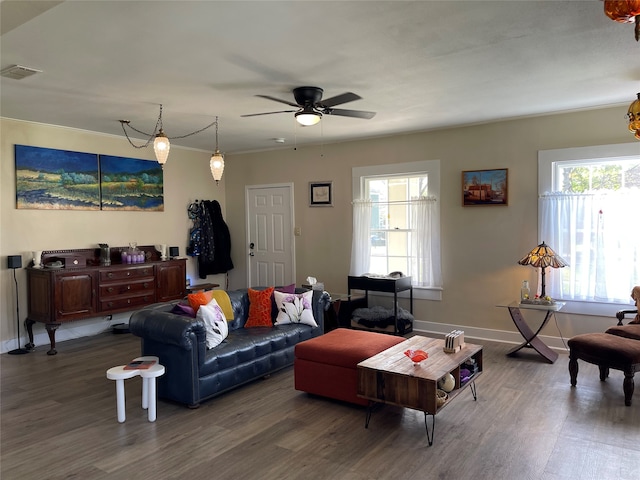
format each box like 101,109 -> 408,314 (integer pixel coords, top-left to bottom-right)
1,118 -> 226,352
2,107 -> 636,353
223,106 -> 636,344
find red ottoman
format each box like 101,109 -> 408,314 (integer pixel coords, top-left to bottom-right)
294,328 -> 406,405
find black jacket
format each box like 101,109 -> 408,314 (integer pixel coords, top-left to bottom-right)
198,200 -> 233,278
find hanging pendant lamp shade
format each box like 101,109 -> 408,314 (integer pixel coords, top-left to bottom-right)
210,116 -> 224,184
153,129 -> 170,166
604,0 -> 640,41
210,150 -> 224,184
120,104 -> 218,167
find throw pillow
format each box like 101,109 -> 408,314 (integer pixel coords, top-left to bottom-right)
187,292 -> 210,314
209,290 -> 234,320
245,287 -> 275,328
275,283 -> 296,294
171,302 -> 196,318
271,283 -> 297,318
274,290 -> 317,327
197,298 -> 229,349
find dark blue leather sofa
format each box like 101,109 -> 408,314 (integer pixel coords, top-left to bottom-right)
129,288 -> 329,407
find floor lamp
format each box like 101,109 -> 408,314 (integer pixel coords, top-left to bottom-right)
8,255 -> 29,355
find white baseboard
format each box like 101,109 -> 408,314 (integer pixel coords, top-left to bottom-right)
413,320 -> 570,353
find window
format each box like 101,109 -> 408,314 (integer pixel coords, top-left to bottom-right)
538,143 -> 640,304
351,160 -> 442,299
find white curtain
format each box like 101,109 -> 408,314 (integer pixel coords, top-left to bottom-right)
540,191 -> 640,303
411,196 -> 442,287
349,199 -> 372,276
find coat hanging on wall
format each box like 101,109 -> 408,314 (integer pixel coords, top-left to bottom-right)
197,200 -> 234,278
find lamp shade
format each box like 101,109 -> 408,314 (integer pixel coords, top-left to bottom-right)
210,151 -> 224,184
295,109 -> 321,126
153,130 -> 170,166
628,93 -> 640,136
518,242 -> 568,269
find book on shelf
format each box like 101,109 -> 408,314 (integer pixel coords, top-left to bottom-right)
123,359 -> 156,370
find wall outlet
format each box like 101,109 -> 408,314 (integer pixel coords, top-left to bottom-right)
294,226 -> 302,236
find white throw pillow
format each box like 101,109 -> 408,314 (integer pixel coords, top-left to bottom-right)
273,290 -> 317,327
197,298 -> 229,349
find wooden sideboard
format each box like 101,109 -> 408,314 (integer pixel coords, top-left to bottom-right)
25,247 -> 186,355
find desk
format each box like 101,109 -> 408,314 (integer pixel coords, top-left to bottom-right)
498,302 -> 564,364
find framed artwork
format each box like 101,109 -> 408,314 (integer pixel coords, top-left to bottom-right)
309,181 -> 333,207
15,145 -> 164,211
462,168 -> 508,206
15,145 -> 100,210
99,155 -> 164,211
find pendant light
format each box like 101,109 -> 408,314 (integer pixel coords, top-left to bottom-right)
210,116 -> 225,184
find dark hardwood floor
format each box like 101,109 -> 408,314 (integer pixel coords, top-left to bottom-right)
1,331 -> 638,480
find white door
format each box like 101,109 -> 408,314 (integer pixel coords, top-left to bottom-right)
246,184 -> 295,287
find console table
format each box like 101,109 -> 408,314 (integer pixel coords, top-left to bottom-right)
498,301 -> 565,364
25,247 -> 186,355
348,275 -> 413,335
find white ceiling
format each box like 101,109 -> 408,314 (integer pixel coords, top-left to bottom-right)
1,0 -> 639,155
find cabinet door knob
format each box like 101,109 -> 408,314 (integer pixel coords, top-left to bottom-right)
108,272 -> 114,278
127,272 -> 131,276
108,287 -> 114,293
127,285 -> 131,290
143,282 -> 149,288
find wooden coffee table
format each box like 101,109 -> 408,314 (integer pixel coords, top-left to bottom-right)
357,335 -> 483,445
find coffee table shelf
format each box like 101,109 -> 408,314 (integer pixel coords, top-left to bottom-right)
357,336 -> 483,445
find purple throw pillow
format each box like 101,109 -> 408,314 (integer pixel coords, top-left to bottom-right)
171,303 -> 196,318
275,283 -> 296,294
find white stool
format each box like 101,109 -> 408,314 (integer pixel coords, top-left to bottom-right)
106,356 -> 165,423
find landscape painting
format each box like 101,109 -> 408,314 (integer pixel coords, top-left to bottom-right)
15,145 -> 100,210
99,155 -> 164,211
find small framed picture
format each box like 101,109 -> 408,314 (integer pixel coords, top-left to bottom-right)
309,181 -> 333,207
462,168 -> 508,207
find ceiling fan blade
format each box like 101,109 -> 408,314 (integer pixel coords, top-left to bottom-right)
256,94 -> 300,108
320,92 -> 362,108
324,108 -> 376,119
241,109 -> 298,118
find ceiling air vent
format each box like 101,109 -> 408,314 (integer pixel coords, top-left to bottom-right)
0,64 -> 42,80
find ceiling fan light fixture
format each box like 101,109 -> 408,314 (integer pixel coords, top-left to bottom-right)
295,109 -> 322,126
153,129 -> 170,166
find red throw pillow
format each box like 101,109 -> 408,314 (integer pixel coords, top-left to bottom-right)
245,287 -> 275,327
187,291 -> 212,314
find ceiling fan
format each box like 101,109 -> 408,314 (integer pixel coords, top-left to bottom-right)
241,86 -> 376,126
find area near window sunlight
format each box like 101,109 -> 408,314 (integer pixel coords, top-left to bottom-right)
366,175 -> 427,275
539,143 -> 640,305
351,160 -> 442,300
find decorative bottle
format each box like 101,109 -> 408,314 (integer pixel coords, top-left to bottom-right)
520,280 -> 530,302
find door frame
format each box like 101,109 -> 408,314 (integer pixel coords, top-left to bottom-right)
245,182 -> 296,287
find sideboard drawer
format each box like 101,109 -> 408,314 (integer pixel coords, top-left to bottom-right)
99,279 -> 154,298
99,293 -> 156,312
99,266 -> 154,282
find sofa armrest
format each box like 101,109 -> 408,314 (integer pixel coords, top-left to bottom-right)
129,303 -> 207,350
